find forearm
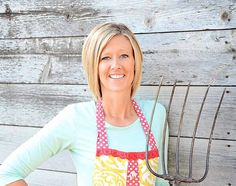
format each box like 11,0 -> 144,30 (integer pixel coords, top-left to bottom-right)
6,180 -> 28,186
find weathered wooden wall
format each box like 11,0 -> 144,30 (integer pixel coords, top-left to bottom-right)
0,0 -> 235,185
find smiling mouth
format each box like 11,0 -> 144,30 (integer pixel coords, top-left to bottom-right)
109,74 -> 125,79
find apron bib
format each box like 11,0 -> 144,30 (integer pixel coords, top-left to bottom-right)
92,100 -> 159,186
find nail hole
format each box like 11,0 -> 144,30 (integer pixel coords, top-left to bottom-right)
226,90 -> 230,94
227,132 -> 230,135
221,11 -> 229,21
233,56 -> 236,60
228,18 -> 231,22
228,183 -> 231,186
227,144 -> 231,147
225,41 -> 228,44
232,48 -> 236,52
146,18 -> 151,24
225,75 -> 229,78
4,4 -> 12,19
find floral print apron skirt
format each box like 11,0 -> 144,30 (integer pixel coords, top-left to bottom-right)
92,100 -> 159,186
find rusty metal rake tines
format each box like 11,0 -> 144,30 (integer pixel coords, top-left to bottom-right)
146,78 -> 226,186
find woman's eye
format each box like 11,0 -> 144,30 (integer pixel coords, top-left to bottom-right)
101,56 -> 110,61
120,54 -> 129,59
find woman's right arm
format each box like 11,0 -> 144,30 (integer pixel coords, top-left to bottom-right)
6,180 -> 28,186
0,104 -> 77,186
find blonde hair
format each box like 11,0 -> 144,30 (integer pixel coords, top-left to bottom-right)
82,23 -> 143,99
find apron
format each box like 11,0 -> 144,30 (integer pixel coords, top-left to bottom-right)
92,99 -> 159,186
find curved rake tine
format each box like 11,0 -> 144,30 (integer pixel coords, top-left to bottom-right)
150,77 -> 164,135
146,77 -> 163,177
163,80 -> 177,175
175,82 -> 191,175
146,80 -> 177,179
196,88 -> 226,183
188,85 -> 210,178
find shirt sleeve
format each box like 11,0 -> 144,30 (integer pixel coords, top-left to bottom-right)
0,104 -> 76,186
153,102 -> 170,186
156,123 -> 170,186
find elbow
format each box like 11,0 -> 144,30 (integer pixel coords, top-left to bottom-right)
6,180 -> 28,186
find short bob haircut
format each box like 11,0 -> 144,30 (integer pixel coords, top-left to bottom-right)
82,23 -> 143,99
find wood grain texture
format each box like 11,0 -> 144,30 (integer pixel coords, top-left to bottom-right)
168,137 -> 236,186
0,30 -> 235,85
1,30 -> 235,55
0,84 -> 235,140
0,0 -> 235,38
0,0 -> 235,185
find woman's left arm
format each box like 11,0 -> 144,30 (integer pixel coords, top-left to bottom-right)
155,123 -> 170,186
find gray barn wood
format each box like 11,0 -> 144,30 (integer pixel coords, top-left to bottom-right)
0,0 -> 235,185
0,85 -> 235,140
0,30 -> 235,85
0,1 -> 235,38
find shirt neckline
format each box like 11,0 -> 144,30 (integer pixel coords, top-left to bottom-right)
105,118 -> 140,129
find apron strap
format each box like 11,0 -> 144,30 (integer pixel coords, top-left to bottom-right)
132,100 -> 157,150
96,100 -> 109,149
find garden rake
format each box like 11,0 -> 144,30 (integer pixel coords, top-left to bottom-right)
145,78 -> 226,186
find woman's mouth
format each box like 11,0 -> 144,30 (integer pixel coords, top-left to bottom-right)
109,74 -> 125,79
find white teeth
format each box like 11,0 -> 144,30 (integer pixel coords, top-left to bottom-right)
109,74 -> 125,79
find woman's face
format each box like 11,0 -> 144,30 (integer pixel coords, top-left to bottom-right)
98,35 -> 135,96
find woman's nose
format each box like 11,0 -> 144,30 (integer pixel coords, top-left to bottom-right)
111,58 -> 121,69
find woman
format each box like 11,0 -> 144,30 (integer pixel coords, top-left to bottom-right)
0,23 -> 169,186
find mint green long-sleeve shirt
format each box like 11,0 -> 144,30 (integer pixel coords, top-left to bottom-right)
0,100 -> 169,186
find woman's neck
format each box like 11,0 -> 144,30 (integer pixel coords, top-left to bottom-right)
100,92 -> 137,126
